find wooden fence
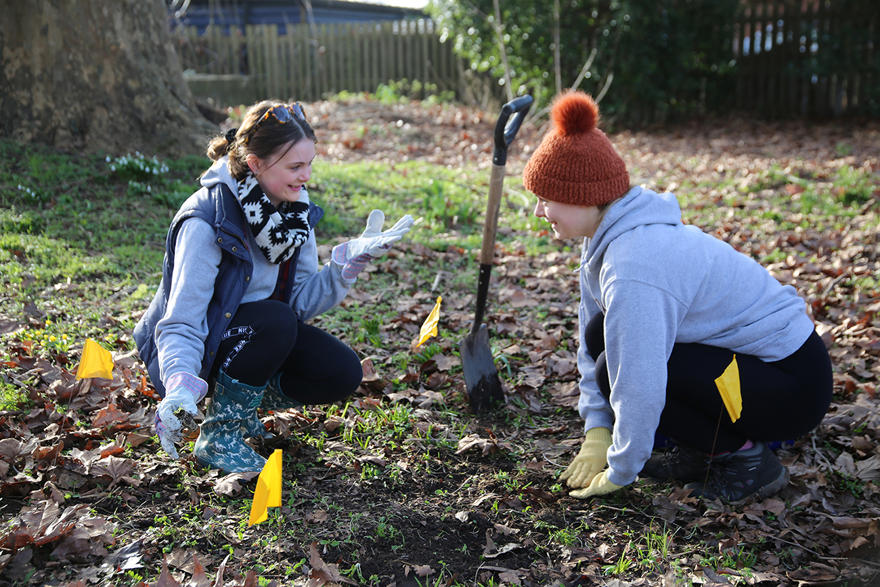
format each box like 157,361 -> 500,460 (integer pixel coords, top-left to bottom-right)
175,19 -> 466,103
175,4 -> 877,118
732,0 -> 877,117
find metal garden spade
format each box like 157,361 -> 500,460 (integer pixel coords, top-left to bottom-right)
461,94 -> 533,412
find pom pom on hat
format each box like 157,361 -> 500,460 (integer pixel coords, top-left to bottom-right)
523,91 -> 629,207
552,92 -> 599,136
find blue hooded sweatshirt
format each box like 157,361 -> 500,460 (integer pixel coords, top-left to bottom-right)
576,186 -> 815,486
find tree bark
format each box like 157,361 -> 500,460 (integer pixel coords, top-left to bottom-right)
0,0 -> 215,156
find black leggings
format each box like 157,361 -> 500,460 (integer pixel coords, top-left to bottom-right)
211,300 -> 362,405
585,313 -> 832,453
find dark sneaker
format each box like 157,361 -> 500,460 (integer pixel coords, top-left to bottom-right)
685,442 -> 788,502
641,445 -> 710,482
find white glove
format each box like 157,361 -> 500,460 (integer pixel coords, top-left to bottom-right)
155,372 -> 207,459
332,210 -> 414,280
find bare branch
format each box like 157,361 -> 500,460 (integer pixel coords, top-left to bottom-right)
553,0 -> 561,95
491,0 -> 514,102
532,47 -> 600,120
569,47 -> 598,92
594,71 -> 614,104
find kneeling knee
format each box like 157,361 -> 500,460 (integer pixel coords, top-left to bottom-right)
338,347 -> 364,397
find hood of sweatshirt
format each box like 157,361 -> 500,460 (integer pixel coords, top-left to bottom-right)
200,157 -> 237,193
583,186 -> 682,274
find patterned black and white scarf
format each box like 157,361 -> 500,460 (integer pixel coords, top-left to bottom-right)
237,174 -> 310,264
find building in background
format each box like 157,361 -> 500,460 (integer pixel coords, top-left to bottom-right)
171,0 -> 425,32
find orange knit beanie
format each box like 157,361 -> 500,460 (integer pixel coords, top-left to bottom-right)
523,91 -> 629,207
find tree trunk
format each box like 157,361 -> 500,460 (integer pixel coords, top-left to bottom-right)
0,0 -> 215,156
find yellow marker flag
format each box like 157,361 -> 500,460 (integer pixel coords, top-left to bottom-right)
715,355 -> 742,423
248,449 -> 283,526
75,339 -> 114,380
416,296 -> 442,348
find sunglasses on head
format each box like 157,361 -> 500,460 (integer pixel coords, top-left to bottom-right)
246,103 -> 306,143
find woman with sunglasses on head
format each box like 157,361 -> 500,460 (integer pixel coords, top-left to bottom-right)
134,100 -> 414,473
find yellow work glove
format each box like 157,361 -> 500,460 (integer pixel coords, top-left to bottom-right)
559,427 -> 612,489
570,469 -> 623,499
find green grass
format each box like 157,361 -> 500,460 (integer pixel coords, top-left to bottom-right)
1,134 -> 872,393
327,79 -> 457,106
0,380 -> 29,410
311,159 -> 546,251
0,143 -> 208,364
0,139 -> 554,367
674,162 -> 877,224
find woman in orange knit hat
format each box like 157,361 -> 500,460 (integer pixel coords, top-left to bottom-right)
523,91 -> 832,502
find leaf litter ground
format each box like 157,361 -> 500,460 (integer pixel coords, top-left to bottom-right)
1,99 -> 879,586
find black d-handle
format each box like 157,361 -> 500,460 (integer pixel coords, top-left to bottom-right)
493,95 -> 533,166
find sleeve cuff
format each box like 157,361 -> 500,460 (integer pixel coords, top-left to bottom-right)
328,259 -> 358,286
165,371 -> 209,402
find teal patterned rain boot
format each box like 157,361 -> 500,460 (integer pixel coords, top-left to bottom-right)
193,371 -> 267,473
241,373 -> 303,439
261,372 -> 304,413
241,409 -> 273,440
241,387 -> 272,441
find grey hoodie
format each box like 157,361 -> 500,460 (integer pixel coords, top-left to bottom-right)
577,186 -> 815,486
155,158 -> 354,386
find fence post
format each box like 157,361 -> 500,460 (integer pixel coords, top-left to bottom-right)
245,25 -> 258,97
